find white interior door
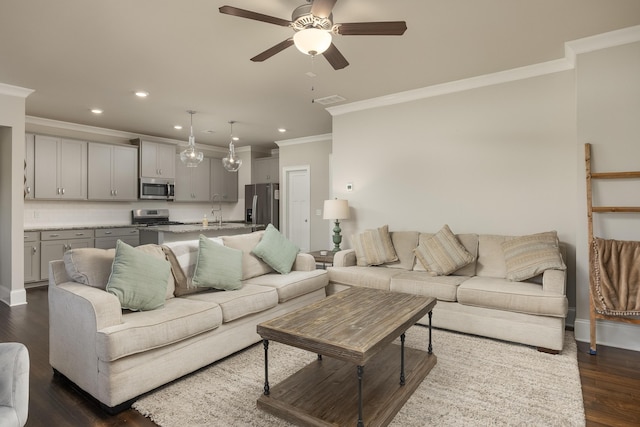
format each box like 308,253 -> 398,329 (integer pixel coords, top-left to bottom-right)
285,167 -> 310,252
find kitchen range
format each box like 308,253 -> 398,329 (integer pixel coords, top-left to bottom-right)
132,209 -> 184,226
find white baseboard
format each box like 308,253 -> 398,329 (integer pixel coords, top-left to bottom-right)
574,318 -> 640,352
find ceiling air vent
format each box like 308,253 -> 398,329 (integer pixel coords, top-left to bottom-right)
313,95 -> 346,105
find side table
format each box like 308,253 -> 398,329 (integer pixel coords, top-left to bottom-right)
308,250 -> 335,269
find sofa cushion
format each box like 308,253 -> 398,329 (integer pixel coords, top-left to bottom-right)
106,240 -> 170,311
385,231 -> 419,270
192,235 -> 243,290
64,247 -> 115,289
223,231 -> 274,280
327,266 -> 404,291
475,235 -> 510,278
502,231 -> 566,281
251,224 -> 299,274
457,276 -> 568,317
414,225 -> 474,276
96,297 -> 223,362
245,270 -> 328,302
390,272 -> 469,302
185,284 -> 279,323
351,225 -> 398,266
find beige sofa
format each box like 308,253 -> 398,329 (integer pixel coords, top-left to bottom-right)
48,232 -> 328,413
327,230 -> 568,352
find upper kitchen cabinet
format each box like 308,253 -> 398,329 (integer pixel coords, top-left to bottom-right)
252,156 -> 279,183
88,142 -> 138,201
137,139 -> 176,179
34,135 -> 87,200
211,160 -> 238,202
25,133 -> 35,199
174,156 -> 211,202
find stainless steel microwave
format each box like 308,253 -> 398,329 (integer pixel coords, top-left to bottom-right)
139,177 -> 175,200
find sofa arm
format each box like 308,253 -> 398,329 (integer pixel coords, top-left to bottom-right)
292,253 -> 316,271
542,269 -> 567,295
333,249 -> 356,267
48,281 -> 122,398
0,343 -> 29,427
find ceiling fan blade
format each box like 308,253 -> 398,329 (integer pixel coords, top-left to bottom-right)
322,43 -> 349,70
310,0 -> 338,19
336,21 -> 407,36
219,5 -> 291,27
250,38 -> 294,62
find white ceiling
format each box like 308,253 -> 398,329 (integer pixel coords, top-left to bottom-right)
1,0 -> 639,149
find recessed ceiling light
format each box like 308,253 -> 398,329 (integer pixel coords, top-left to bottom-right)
91,108 -> 103,114
135,91 -> 149,98
174,125 -> 183,130
232,137 -> 239,141
278,128 -> 287,133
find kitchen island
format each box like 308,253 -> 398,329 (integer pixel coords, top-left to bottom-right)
138,223 -> 261,245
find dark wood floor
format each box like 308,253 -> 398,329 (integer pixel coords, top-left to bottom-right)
1,286 -> 639,427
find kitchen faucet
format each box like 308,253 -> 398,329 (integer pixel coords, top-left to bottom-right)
211,194 -> 222,226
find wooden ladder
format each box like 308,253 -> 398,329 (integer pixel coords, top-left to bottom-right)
585,143 -> 640,355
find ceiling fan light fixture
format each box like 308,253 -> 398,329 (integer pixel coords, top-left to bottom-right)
222,121 -> 242,172
293,28 -> 331,56
180,110 -> 204,167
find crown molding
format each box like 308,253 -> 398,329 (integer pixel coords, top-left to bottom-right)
0,83 -> 34,98
275,133 -> 333,147
328,25 -> 640,117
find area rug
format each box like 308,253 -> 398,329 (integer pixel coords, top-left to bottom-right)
133,327 -> 585,426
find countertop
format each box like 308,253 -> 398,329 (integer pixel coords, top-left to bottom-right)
142,223 -> 259,233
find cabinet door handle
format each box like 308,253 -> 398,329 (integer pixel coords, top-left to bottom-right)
130,230 -> 137,234
104,231 -> 112,235
32,246 -> 37,254
114,189 -> 118,196
26,186 -> 31,194
57,188 -> 61,195
49,233 -> 60,238
61,188 -> 65,195
75,233 -> 84,236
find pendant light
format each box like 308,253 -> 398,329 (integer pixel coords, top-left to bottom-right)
180,110 -> 204,167
222,120 -> 242,172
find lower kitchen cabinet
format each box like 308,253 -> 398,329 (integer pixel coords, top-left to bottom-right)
39,229 -> 94,280
24,232 -> 40,283
94,227 -> 139,249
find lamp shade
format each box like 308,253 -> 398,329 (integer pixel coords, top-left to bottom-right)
323,199 -> 349,220
293,28 -> 332,56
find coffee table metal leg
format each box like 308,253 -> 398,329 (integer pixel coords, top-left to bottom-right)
357,365 -> 364,427
263,339 -> 270,395
428,311 -> 433,354
400,332 -> 406,385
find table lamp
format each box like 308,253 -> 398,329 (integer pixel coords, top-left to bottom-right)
323,199 -> 350,252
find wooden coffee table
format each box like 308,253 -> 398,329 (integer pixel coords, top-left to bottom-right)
256,287 -> 437,427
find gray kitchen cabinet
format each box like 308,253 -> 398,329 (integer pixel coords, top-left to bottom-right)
25,133 -> 35,199
88,142 -> 138,200
94,227 -> 139,249
211,160 -> 238,202
175,156 -> 211,202
138,140 -> 175,179
39,229 -> 94,280
24,232 -> 40,283
34,135 -> 88,200
252,156 -> 279,183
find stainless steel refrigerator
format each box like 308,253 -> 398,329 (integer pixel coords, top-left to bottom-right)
245,183 -> 279,230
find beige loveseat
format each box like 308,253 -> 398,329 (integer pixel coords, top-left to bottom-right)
48,231 -> 328,413
327,229 -> 568,352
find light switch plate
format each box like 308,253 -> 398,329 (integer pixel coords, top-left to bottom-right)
346,182 -> 353,192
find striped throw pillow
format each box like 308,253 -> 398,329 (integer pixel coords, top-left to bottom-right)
502,231 -> 566,281
351,225 -> 398,266
414,224 -> 474,276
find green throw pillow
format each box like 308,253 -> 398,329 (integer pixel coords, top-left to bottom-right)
106,240 -> 170,311
251,224 -> 299,274
192,235 -> 243,290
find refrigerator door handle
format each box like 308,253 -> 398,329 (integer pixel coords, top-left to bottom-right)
252,194 -> 258,227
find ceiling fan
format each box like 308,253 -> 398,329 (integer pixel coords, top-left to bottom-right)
219,0 -> 407,70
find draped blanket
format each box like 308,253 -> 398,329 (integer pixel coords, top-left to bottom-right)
591,238 -> 640,316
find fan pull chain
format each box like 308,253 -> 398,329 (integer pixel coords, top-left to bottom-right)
310,55 -> 317,103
